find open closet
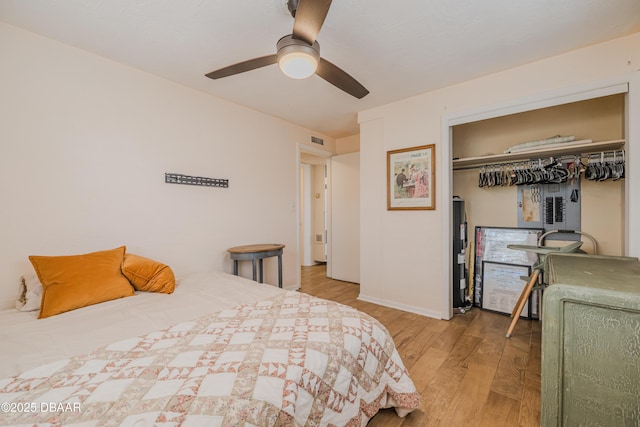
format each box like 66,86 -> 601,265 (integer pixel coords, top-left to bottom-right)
450,92 -> 627,309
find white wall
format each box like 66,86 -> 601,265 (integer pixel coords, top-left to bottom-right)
0,22 -> 335,309
358,32 -> 640,319
336,134 -> 360,154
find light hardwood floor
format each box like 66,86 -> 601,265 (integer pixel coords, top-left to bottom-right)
300,264 -> 541,427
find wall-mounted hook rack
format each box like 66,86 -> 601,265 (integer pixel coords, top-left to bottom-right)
165,173 -> 229,188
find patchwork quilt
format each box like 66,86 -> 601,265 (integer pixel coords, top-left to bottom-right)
0,291 -> 419,426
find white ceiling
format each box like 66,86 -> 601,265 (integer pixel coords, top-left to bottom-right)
1,0 -> 639,138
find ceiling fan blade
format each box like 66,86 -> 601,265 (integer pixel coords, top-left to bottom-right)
316,58 -> 369,99
205,54 -> 278,79
292,0 -> 332,45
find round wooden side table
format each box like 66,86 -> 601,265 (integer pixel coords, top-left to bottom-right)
227,243 -> 285,288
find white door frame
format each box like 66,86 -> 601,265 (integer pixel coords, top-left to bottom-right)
296,143 -> 333,287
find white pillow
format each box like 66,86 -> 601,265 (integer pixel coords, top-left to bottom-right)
15,274 -> 43,312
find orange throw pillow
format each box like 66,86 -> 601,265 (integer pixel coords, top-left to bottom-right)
122,253 -> 175,294
29,246 -> 134,319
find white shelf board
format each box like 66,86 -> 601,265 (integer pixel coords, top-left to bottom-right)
452,139 -> 625,170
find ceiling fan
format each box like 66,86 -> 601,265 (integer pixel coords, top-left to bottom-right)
205,0 -> 369,99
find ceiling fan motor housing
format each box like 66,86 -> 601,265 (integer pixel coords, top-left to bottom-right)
277,35 -> 320,60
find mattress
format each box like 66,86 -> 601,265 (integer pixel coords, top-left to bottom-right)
0,270 -> 419,426
0,271 -> 283,379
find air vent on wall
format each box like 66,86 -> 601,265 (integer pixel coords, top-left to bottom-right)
311,136 -> 324,145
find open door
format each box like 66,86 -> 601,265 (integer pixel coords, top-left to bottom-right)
329,152 -> 360,283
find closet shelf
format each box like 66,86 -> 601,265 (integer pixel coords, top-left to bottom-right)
452,139 -> 625,170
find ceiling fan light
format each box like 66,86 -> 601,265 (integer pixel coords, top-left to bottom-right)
278,51 -> 318,79
276,35 -> 320,80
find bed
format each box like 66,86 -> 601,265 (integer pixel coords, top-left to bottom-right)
0,251 -> 419,426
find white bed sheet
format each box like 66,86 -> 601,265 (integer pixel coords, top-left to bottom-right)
0,270 -> 283,378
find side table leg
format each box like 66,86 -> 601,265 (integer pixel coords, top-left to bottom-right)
233,260 -> 239,276
259,259 -> 264,283
277,254 -> 283,288
252,259 -> 257,282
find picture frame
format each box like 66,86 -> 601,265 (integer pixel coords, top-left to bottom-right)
481,261 -> 533,318
387,144 -> 436,210
472,226 -> 542,308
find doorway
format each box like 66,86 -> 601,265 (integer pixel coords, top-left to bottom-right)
297,144 -> 332,287
299,156 -> 328,266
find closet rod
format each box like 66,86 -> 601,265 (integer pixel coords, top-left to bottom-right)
452,149 -> 625,172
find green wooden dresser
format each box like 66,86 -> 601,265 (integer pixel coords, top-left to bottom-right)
541,253 -> 640,427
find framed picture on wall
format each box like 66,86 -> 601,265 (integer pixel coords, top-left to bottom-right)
387,144 -> 436,210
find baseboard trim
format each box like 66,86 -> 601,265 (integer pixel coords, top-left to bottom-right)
357,293 -> 443,319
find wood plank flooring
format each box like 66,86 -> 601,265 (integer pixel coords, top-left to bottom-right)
299,264 -> 541,427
